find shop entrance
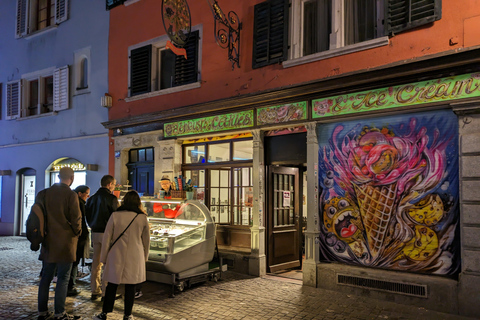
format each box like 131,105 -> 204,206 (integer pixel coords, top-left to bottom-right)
267,166 -> 302,272
264,131 -> 306,274
18,168 -> 36,235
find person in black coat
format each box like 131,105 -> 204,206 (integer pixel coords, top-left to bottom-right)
85,175 -> 119,300
67,185 -> 91,296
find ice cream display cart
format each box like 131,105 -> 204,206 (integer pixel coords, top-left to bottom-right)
142,198 -> 225,295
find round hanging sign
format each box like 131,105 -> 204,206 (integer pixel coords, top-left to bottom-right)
162,0 -> 192,48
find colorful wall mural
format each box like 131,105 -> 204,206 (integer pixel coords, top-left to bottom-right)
317,110 -> 460,275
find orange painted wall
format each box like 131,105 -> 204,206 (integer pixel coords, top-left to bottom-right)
108,0 -> 480,121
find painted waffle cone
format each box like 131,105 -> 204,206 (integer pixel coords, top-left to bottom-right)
354,183 -> 397,259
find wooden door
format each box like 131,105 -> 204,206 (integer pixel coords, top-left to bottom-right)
128,165 -> 154,196
267,166 -> 301,272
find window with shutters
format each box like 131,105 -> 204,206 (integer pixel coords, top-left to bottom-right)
15,0 -> 68,38
127,29 -> 201,100
289,0 -> 386,60
253,0 -> 441,68
5,66 -> 69,120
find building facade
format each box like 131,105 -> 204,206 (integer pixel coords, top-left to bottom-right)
0,1 -> 111,235
104,0 -> 480,316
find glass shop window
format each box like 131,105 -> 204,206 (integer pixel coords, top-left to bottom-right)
183,139 -> 253,226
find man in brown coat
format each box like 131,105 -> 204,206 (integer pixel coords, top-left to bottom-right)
37,167 -> 83,320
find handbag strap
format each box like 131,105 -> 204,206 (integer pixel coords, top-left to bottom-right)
110,213 -> 139,249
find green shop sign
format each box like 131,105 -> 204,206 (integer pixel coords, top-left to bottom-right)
312,73 -> 480,118
257,101 -> 307,125
164,110 -> 254,137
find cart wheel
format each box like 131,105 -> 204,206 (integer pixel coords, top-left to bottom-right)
176,282 -> 185,292
186,280 -> 191,288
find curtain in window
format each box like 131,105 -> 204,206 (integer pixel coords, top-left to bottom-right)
345,0 -> 376,46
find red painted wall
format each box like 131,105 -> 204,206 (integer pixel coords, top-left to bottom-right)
108,0 -> 480,121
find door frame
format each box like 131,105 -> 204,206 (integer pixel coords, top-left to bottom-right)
17,168 -> 36,236
266,165 -> 303,273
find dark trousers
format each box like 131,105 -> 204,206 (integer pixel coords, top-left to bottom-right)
103,282 -> 136,316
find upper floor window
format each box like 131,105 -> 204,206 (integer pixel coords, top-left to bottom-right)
16,0 -> 68,38
252,0 -> 442,68
128,30 -> 201,98
6,66 -> 69,120
80,58 -> 88,89
74,48 -> 91,94
291,0 -> 384,58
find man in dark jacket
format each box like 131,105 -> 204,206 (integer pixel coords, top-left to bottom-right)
85,175 -> 118,300
37,167 -> 82,320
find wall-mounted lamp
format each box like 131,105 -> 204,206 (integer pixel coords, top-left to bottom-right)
86,164 -> 98,171
207,0 -> 241,70
0,170 -> 12,176
101,93 -> 112,108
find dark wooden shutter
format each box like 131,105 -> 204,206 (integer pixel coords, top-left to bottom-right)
130,45 -> 152,96
106,0 -> 125,10
252,0 -> 288,69
386,0 -> 442,34
173,31 -> 199,87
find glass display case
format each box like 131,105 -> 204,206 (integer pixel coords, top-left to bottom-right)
142,198 -> 216,278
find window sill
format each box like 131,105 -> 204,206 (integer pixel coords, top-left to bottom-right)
21,25 -> 58,40
16,111 -> 57,121
125,81 -> 201,102
124,0 -> 141,6
74,88 -> 91,96
283,36 -> 390,69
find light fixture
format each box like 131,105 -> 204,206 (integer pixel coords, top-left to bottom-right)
86,164 -> 98,171
0,170 -> 11,176
101,93 -> 112,108
207,0 -> 242,70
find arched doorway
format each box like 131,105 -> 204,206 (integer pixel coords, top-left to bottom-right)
17,168 -> 36,235
47,158 -> 86,190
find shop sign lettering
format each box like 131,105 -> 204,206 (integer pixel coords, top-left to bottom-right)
312,73 -> 480,118
52,163 -> 85,171
257,102 -> 307,125
164,110 -> 254,137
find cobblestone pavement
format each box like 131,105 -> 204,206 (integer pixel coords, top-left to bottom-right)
0,236 -> 476,320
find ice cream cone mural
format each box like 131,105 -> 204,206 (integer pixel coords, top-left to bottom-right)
354,183 -> 397,260
318,110 -> 460,275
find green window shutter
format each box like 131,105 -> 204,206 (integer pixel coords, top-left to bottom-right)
173,30 -> 199,87
130,45 -> 152,96
252,0 -> 288,69
386,0 -> 442,35
106,0 -> 125,10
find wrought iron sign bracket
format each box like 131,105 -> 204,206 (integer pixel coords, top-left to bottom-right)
207,0 -> 242,70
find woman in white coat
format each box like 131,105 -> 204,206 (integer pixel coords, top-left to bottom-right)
94,191 -> 150,320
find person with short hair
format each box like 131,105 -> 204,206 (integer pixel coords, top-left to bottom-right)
67,185 -> 90,297
85,175 -> 119,300
37,167 -> 82,320
93,191 -> 150,320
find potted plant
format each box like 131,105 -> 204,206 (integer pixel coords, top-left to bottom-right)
113,184 -> 122,198
185,182 -> 194,200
